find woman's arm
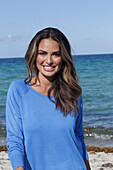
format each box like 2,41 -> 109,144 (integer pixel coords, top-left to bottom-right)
85,160 -> 91,170
75,96 -> 91,169
6,82 -> 25,169
16,166 -> 24,170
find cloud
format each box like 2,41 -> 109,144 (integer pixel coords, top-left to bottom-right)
0,34 -> 24,42
8,34 -> 13,39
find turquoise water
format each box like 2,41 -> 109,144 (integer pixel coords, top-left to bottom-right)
0,54 -> 113,146
74,54 -> 113,146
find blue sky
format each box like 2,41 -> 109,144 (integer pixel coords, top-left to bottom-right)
0,0 -> 113,58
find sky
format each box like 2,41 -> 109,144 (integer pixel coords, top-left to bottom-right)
0,0 -> 113,58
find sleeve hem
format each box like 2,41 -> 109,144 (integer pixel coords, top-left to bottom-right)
9,151 -> 25,169
83,151 -> 89,162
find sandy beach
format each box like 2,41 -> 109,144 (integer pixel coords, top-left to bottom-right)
0,146 -> 113,170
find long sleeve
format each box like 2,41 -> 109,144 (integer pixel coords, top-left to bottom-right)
6,82 -> 25,170
75,96 -> 89,161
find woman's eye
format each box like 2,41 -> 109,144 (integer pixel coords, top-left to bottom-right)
38,52 -> 45,55
53,53 -> 60,57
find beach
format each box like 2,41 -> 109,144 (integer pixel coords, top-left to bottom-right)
0,145 -> 113,170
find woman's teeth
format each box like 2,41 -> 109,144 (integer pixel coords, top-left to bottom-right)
43,66 -> 54,69
43,66 -> 55,71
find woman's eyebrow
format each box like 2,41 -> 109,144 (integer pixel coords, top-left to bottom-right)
38,50 -> 60,53
52,51 -> 60,53
38,50 -> 46,52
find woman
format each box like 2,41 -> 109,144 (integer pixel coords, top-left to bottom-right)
6,27 -> 91,170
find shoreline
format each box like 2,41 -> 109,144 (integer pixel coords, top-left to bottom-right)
0,144 -> 113,153
1,126 -> 113,148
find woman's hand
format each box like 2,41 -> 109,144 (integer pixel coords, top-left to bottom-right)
16,166 -> 24,170
85,160 -> 91,170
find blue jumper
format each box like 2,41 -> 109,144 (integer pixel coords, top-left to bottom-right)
6,79 -> 88,170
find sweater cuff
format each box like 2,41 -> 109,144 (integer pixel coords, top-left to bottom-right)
9,151 -> 25,170
84,151 -> 89,162
82,143 -> 89,161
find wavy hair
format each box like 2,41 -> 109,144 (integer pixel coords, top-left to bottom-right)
24,27 -> 82,116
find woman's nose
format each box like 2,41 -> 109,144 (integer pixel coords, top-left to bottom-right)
46,55 -> 53,64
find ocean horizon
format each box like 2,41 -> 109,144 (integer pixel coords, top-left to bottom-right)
0,52 -> 113,59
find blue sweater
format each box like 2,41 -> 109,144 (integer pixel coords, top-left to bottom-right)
6,79 -> 88,170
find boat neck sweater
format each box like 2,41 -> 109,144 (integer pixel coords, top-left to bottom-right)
6,79 -> 88,170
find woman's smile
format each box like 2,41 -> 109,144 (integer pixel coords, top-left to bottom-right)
43,65 -> 56,71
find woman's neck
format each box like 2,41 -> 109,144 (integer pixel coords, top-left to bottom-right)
31,75 -> 54,95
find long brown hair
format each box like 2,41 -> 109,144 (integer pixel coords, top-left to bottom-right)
24,27 -> 82,116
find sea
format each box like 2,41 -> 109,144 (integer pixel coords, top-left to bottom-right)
0,54 -> 113,147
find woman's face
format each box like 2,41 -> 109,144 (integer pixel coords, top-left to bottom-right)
36,38 -> 62,81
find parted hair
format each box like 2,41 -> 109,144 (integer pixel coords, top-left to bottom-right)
24,27 -> 82,116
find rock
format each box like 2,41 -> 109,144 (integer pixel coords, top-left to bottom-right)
102,163 -> 113,168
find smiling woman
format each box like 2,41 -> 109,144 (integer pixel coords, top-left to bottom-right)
24,27 -> 82,115
6,27 -> 91,170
